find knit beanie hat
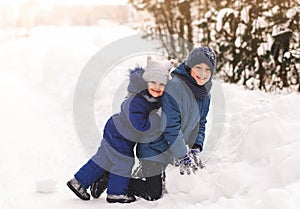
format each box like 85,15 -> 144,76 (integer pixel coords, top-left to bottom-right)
142,56 -> 174,85
186,46 -> 216,72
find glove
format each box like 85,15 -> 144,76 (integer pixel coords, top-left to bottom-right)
189,149 -> 205,169
178,155 -> 198,175
179,155 -> 191,175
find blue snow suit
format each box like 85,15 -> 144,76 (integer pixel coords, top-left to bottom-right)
136,63 -> 211,162
74,67 -> 162,195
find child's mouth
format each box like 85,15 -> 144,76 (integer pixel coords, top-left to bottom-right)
151,89 -> 161,93
196,75 -> 207,81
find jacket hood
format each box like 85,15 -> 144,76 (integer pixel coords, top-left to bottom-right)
172,63 -> 197,84
172,62 -> 212,99
127,67 -> 147,95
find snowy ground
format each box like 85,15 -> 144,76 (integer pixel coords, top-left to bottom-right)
0,23 -> 300,209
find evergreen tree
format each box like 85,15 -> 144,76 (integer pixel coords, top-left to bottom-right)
129,0 -> 300,92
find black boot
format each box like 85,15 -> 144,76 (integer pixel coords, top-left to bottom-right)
67,178 -> 90,200
162,171 -> 167,195
106,194 -> 136,203
90,172 -> 109,198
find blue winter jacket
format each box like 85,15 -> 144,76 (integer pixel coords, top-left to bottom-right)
103,68 -> 162,158
137,63 -> 211,161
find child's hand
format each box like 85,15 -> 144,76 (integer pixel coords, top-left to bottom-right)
178,155 -> 198,175
189,149 -> 205,169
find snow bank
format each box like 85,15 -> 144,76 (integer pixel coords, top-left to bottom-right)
237,112 -> 284,163
269,142 -> 300,186
258,189 -> 297,209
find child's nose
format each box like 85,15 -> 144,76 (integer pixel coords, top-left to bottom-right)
154,84 -> 160,89
153,83 -> 159,89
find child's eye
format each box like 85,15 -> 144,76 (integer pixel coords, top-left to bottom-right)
159,84 -> 165,88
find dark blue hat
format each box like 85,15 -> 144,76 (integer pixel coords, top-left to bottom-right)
186,46 -> 216,72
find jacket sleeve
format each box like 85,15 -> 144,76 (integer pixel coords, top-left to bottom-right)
128,96 -> 160,133
194,95 -> 211,149
161,91 -> 188,159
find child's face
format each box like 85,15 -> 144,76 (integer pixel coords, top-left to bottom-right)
190,63 -> 212,86
147,81 -> 165,98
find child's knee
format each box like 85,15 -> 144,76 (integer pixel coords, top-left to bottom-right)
147,186 -> 162,200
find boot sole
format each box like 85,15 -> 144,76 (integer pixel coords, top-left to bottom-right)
106,197 -> 136,203
67,182 -> 90,201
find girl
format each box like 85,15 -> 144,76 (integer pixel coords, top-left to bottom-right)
67,56 -> 173,203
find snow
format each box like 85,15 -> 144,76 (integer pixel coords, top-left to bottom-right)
271,21 -> 293,37
286,7 -> 299,19
36,179 -> 57,193
257,36 -> 273,56
258,189 -> 297,209
240,5 -> 251,24
216,8 -> 235,32
1,23 -> 300,209
236,23 -> 247,36
234,36 -> 241,48
251,16 -> 268,33
271,5 -> 280,14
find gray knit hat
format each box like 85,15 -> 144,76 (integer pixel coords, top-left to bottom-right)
142,56 -> 173,85
186,46 -> 216,72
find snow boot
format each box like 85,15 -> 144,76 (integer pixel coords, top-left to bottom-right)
106,194 -> 136,203
90,172 -> 109,198
67,178 -> 90,200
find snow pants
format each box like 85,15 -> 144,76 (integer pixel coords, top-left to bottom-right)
74,139 -> 134,195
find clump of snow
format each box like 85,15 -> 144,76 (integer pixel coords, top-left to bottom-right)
36,179 -> 57,193
286,7 -> 299,18
251,16 -> 268,33
216,8 -> 235,32
236,23 -> 247,36
257,41 -> 273,56
271,5 -> 280,14
240,5 -> 251,24
234,36 -> 242,48
271,21 -> 293,37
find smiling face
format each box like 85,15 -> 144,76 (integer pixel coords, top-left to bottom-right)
190,63 -> 212,86
147,81 -> 166,98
